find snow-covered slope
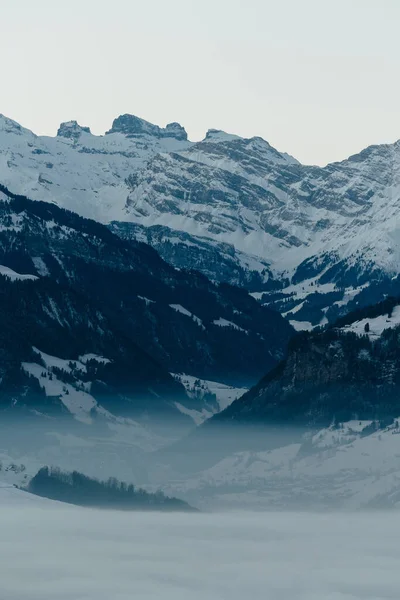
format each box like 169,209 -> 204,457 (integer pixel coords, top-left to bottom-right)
340,304 -> 400,338
3,112 -> 400,324
120,132 -> 400,326
172,373 -> 247,424
0,114 -> 190,222
156,418 -> 400,510
21,347 -> 168,444
122,131 -> 400,281
0,265 -> 38,281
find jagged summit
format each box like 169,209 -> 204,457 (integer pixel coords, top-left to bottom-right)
164,121 -> 188,141
57,121 -> 91,139
106,114 -> 188,141
202,128 -> 299,164
203,129 -> 240,142
2,109 -> 400,328
0,114 -> 27,135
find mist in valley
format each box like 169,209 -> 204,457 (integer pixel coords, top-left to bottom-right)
0,492 -> 398,600
2,383 -> 400,600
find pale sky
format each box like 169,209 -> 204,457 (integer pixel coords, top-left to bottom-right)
1,0 -> 400,165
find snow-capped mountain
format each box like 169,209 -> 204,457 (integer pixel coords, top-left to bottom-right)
2,112 -> 400,329
0,113 -> 191,222
121,131 -> 400,280
119,131 -> 400,326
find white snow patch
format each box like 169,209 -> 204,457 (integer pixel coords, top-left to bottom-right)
340,305 -> 400,338
78,354 -> 111,365
43,298 -> 64,327
213,318 -> 247,333
32,256 -> 50,276
169,304 -> 205,329
21,362 -> 96,424
173,373 -> 247,411
0,265 -> 38,281
32,348 -> 86,373
289,320 -> 313,331
138,295 -> 155,305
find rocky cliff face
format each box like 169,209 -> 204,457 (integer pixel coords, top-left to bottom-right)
57,121 -> 91,139
215,322 -> 400,428
106,114 -> 188,141
120,132 -> 400,327
2,112 -> 400,328
110,221 -> 274,290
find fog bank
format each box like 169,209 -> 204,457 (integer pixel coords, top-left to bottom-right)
0,491 -> 399,599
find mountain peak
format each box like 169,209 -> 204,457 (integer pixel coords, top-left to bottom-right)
0,114 -> 27,136
107,114 -> 187,141
164,122 -> 188,141
57,121 -> 91,139
204,129 -> 240,143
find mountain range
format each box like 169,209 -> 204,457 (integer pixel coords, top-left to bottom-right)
3,111 -> 400,509
2,112 -> 400,332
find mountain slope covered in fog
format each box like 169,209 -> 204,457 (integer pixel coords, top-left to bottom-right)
152,297 -> 400,509
3,291 -> 400,511
160,416 -> 400,510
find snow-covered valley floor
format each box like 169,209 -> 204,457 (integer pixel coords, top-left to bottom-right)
1,486 -> 400,600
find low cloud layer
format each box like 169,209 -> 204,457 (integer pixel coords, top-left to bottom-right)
0,490 -> 398,599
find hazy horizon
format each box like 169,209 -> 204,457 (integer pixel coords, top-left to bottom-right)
2,0 -> 400,166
